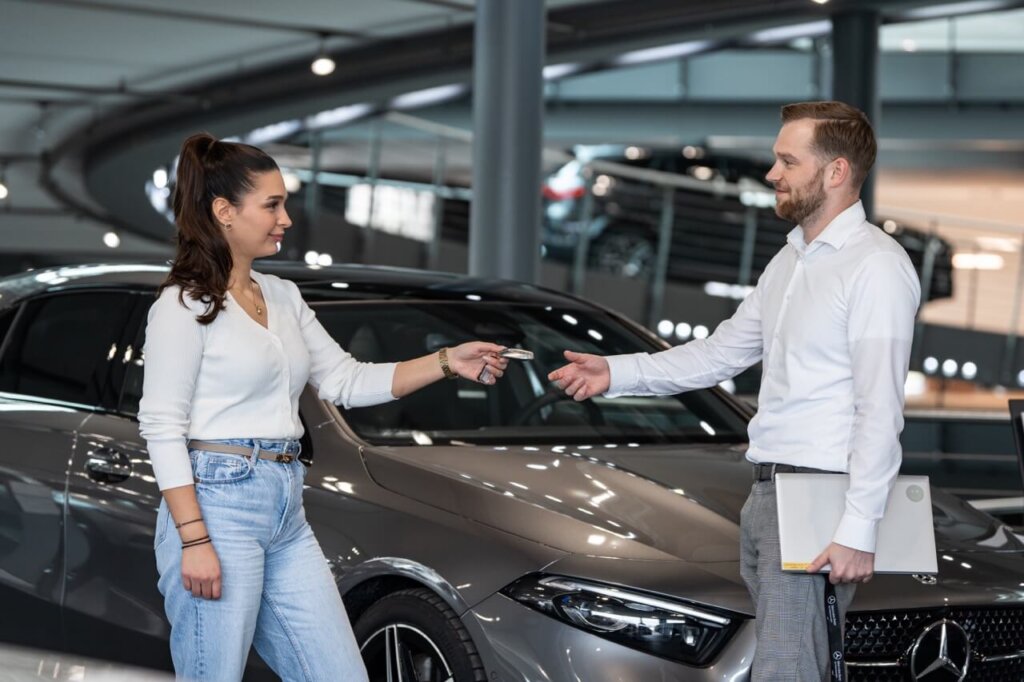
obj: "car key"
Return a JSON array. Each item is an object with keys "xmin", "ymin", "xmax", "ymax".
[{"xmin": 479, "ymin": 348, "xmax": 533, "ymax": 383}]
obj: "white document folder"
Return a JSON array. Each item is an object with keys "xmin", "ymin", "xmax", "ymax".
[{"xmin": 775, "ymin": 473, "xmax": 938, "ymax": 574}]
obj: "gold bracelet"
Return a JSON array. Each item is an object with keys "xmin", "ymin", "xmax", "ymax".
[{"xmin": 438, "ymin": 347, "xmax": 458, "ymax": 380}]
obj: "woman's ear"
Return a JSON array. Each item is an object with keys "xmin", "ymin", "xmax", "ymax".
[{"xmin": 211, "ymin": 196, "xmax": 235, "ymax": 228}]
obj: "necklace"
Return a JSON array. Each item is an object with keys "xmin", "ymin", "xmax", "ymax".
[{"xmin": 249, "ymin": 278, "xmax": 264, "ymax": 316}]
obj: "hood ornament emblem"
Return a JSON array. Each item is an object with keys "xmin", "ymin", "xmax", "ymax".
[{"xmin": 908, "ymin": 619, "xmax": 971, "ymax": 681}]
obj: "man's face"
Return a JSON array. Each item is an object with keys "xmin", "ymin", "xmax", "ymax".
[{"xmin": 765, "ymin": 120, "xmax": 829, "ymax": 225}]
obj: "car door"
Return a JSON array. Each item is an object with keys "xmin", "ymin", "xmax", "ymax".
[
  {"xmin": 66, "ymin": 298, "xmax": 278, "ymax": 680},
  {"xmin": 61, "ymin": 294, "xmax": 173, "ymax": 669},
  {"xmin": 0, "ymin": 291, "xmax": 138, "ymax": 651}
]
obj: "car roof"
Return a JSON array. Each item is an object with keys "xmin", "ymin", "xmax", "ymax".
[{"xmin": 0, "ymin": 261, "xmax": 592, "ymax": 309}]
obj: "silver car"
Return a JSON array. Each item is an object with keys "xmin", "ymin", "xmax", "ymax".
[{"xmin": 0, "ymin": 263, "xmax": 1021, "ymax": 681}]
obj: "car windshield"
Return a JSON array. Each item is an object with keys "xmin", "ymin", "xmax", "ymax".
[{"xmin": 317, "ymin": 302, "xmax": 748, "ymax": 446}]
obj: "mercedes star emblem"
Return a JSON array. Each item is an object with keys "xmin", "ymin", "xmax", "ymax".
[{"xmin": 908, "ymin": 619, "xmax": 971, "ymax": 681}]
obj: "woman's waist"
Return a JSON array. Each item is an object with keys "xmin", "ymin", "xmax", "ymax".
[{"xmin": 187, "ymin": 436, "xmax": 301, "ymax": 455}]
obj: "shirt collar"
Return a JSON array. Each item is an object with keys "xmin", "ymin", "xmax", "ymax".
[{"xmin": 786, "ymin": 201, "xmax": 866, "ymax": 254}]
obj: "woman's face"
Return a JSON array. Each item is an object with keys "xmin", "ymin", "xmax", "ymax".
[{"xmin": 220, "ymin": 170, "xmax": 292, "ymax": 262}]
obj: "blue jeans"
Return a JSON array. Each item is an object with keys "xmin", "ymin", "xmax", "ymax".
[{"xmin": 154, "ymin": 439, "xmax": 368, "ymax": 682}]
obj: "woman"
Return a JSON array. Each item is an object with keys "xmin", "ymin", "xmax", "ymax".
[{"xmin": 138, "ymin": 133, "xmax": 508, "ymax": 681}]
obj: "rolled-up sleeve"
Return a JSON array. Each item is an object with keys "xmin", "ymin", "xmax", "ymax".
[
  {"xmin": 291, "ymin": 283, "xmax": 397, "ymax": 408},
  {"xmin": 606, "ymin": 280, "xmax": 764, "ymax": 398},
  {"xmin": 138, "ymin": 289, "xmax": 205, "ymax": 491},
  {"xmin": 832, "ymin": 251, "xmax": 921, "ymax": 552}
]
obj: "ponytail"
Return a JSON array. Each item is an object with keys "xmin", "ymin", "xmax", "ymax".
[{"xmin": 159, "ymin": 133, "xmax": 278, "ymax": 324}]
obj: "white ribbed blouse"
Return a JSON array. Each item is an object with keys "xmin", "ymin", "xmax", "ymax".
[{"xmin": 138, "ymin": 270, "xmax": 397, "ymax": 490}]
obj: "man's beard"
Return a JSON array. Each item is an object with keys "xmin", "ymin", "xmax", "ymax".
[{"xmin": 774, "ymin": 165, "xmax": 826, "ymax": 225}]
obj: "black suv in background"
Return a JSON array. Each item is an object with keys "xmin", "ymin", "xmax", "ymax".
[{"xmin": 539, "ymin": 145, "xmax": 954, "ymax": 300}]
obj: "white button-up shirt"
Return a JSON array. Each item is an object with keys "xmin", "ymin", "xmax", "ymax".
[
  {"xmin": 606, "ymin": 201, "xmax": 921, "ymax": 552},
  {"xmin": 139, "ymin": 271, "xmax": 397, "ymax": 491}
]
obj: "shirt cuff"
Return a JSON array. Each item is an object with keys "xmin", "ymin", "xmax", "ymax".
[
  {"xmin": 832, "ymin": 512, "xmax": 878, "ymax": 553},
  {"xmin": 604, "ymin": 354, "xmax": 639, "ymax": 398},
  {"xmin": 346, "ymin": 362, "xmax": 400, "ymax": 407},
  {"xmin": 148, "ymin": 440, "xmax": 195, "ymax": 491}
]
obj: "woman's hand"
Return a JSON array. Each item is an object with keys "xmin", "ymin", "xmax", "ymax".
[
  {"xmin": 448, "ymin": 342, "xmax": 508, "ymax": 385},
  {"xmin": 182, "ymin": 541, "xmax": 222, "ymax": 600}
]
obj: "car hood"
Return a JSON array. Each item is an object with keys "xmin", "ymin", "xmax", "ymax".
[{"xmin": 362, "ymin": 441, "xmax": 1024, "ymax": 564}]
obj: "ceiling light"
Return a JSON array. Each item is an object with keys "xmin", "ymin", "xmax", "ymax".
[
  {"xmin": 311, "ymin": 56, "xmax": 335, "ymax": 76},
  {"xmin": 750, "ymin": 20, "xmax": 831, "ymax": 44},
  {"xmin": 812, "ymin": 0, "xmax": 829, "ymax": 4},
  {"xmin": 103, "ymin": 232, "xmax": 121, "ymax": 249},
  {"xmin": 311, "ymin": 35, "xmax": 335, "ymax": 76},
  {"xmin": 614, "ymin": 40, "xmax": 712, "ymax": 66},
  {"xmin": 0, "ymin": 181, "xmax": 7, "ymax": 201}
]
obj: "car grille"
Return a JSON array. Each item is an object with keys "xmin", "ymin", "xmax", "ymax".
[{"xmin": 846, "ymin": 606, "xmax": 1024, "ymax": 681}]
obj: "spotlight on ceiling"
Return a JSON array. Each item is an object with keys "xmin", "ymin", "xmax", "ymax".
[
  {"xmin": 311, "ymin": 56, "xmax": 335, "ymax": 76},
  {"xmin": 811, "ymin": 0, "xmax": 830, "ymax": 4},
  {"xmin": 311, "ymin": 34, "xmax": 336, "ymax": 76}
]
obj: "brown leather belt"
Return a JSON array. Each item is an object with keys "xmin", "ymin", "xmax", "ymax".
[
  {"xmin": 186, "ymin": 439, "xmax": 298, "ymax": 464},
  {"xmin": 752, "ymin": 462, "xmax": 843, "ymax": 481}
]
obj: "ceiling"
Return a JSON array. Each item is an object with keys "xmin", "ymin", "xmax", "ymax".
[{"xmin": 0, "ymin": 0, "xmax": 1021, "ymax": 257}]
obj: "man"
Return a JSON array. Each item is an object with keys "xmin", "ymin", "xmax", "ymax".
[{"xmin": 548, "ymin": 101, "xmax": 921, "ymax": 680}]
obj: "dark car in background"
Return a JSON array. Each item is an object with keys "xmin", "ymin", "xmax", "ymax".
[
  {"xmin": 540, "ymin": 145, "xmax": 955, "ymax": 300},
  {"xmin": 0, "ymin": 263, "xmax": 1020, "ymax": 681}
]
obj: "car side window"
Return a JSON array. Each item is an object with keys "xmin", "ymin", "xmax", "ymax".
[
  {"xmin": 118, "ymin": 315, "xmax": 147, "ymax": 416},
  {"xmin": 0, "ymin": 292, "xmax": 141, "ymax": 409},
  {"xmin": 0, "ymin": 306, "xmax": 17, "ymax": 352}
]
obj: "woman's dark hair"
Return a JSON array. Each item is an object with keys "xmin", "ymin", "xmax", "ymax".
[{"xmin": 158, "ymin": 133, "xmax": 279, "ymax": 324}]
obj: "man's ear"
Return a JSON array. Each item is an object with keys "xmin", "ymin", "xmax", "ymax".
[
  {"xmin": 211, "ymin": 197, "xmax": 235, "ymax": 227},
  {"xmin": 827, "ymin": 157, "xmax": 852, "ymax": 189}
]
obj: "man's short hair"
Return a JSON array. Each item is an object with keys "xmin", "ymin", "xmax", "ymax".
[{"xmin": 781, "ymin": 101, "xmax": 877, "ymax": 189}]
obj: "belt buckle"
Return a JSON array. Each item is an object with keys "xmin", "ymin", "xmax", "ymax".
[{"xmin": 277, "ymin": 454, "xmax": 294, "ymax": 464}]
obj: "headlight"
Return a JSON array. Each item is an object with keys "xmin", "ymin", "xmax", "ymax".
[{"xmin": 501, "ymin": 574, "xmax": 740, "ymax": 666}]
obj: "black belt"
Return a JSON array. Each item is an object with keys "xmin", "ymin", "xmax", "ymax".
[{"xmin": 752, "ymin": 462, "xmax": 843, "ymax": 481}]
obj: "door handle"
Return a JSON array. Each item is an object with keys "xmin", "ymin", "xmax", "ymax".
[{"xmin": 85, "ymin": 447, "xmax": 132, "ymax": 482}]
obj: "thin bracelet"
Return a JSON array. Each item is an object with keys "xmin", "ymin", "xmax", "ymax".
[
  {"xmin": 181, "ymin": 535, "xmax": 210, "ymax": 548},
  {"xmin": 182, "ymin": 538, "xmax": 212, "ymax": 550},
  {"xmin": 175, "ymin": 518, "xmax": 203, "ymax": 529}
]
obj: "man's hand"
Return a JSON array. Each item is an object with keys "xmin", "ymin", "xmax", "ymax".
[
  {"xmin": 807, "ymin": 542, "xmax": 875, "ymax": 584},
  {"xmin": 547, "ymin": 350, "xmax": 610, "ymax": 401}
]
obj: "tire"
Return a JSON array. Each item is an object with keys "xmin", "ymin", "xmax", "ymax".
[{"xmin": 354, "ymin": 588, "xmax": 487, "ymax": 682}]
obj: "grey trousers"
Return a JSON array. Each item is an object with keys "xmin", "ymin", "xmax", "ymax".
[{"xmin": 740, "ymin": 480, "xmax": 857, "ymax": 681}]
